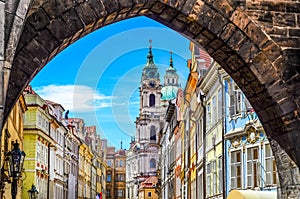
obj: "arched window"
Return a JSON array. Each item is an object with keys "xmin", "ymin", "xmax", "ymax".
[
  {"xmin": 149, "ymin": 94, "xmax": 155, "ymax": 107},
  {"xmin": 150, "ymin": 158, "xmax": 156, "ymax": 168},
  {"xmin": 150, "ymin": 126, "xmax": 156, "ymax": 141}
]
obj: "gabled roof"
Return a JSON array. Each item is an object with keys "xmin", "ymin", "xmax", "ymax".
[{"xmin": 140, "ymin": 176, "xmax": 158, "ymax": 188}]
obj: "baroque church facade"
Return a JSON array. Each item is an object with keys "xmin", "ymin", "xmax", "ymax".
[{"xmin": 126, "ymin": 43, "xmax": 180, "ymax": 199}]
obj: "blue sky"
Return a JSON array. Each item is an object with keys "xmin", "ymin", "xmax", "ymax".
[{"xmin": 30, "ymin": 16, "xmax": 191, "ymax": 149}]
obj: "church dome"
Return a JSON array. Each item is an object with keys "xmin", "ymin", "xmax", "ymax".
[{"xmin": 161, "ymin": 85, "xmax": 178, "ymax": 101}]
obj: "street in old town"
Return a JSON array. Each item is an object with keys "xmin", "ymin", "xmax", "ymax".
[{"xmin": 0, "ymin": 1, "xmax": 299, "ymax": 199}]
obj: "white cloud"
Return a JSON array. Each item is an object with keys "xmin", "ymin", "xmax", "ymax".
[{"xmin": 33, "ymin": 84, "xmax": 115, "ymax": 112}]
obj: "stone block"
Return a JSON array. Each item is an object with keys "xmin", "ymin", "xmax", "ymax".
[
  {"xmin": 47, "ymin": 17, "xmax": 72, "ymax": 42},
  {"xmin": 42, "ymin": 1, "xmax": 74, "ymax": 19},
  {"xmin": 208, "ymin": 12, "xmax": 228, "ymax": 37},
  {"xmin": 268, "ymin": 80, "xmax": 290, "ymax": 103},
  {"xmin": 264, "ymin": 1, "xmax": 288, "ymax": 12},
  {"xmin": 87, "ymin": 0, "xmax": 107, "ymax": 17},
  {"xmin": 16, "ymin": 0, "xmax": 31, "ymax": 19},
  {"xmin": 289, "ymin": 28, "xmax": 300, "ymax": 37},
  {"xmin": 212, "ymin": 49, "xmax": 228, "ymax": 62},
  {"xmin": 151, "ymin": 2, "xmax": 165, "ymax": 14},
  {"xmin": 272, "ymin": 35, "xmax": 300, "ymax": 48},
  {"xmin": 230, "ymin": 9, "xmax": 250, "ymax": 30},
  {"xmin": 197, "ymin": 4, "xmax": 215, "ymax": 27},
  {"xmin": 240, "ymin": 66, "xmax": 256, "ymax": 82},
  {"xmin": 62, "ymin": 7, "xmax": 84, "ymax": 33},
  {"xmin": 194, "ymin": 32, "xmax": 210, "ymax": 47},
  {"xmin": 225, "ymin": 54, "xmax": 244, "ymax": 71},
  {"xmin": 245, "ymin": 22, "xmax": 269, "ymax": 49},
  {"xmin": 262, "ymin": 40, "xmax": 282, "ymax": 63},
  {"xmin": 265, "ymin": 26, "xmax": 287, "ymax": 36},
  {"xmin": 237, "ymin": 39, "xmax": 259, "ymax": 63},
  {"xmin": 273, "ymin": 12, "xmax": 296, "ymax": 27},
  {"xmin": 181, "ymin": 0, "xmax": 196, "ymax": 16},
  {"xmin": 27, "ymin": 7, "xmax": 50, "ymax": 30},
  {"xmin": 176, "ymin": 13, "xmax": 190, "ymax": 23},
  {"xmin": 0, "ymin": 1, "xmax": 5, "ymax": 60},
  {"xmin": 256, "ymin": 109, "xmax": 270, "ymax": 123},
  {"xmin": 201, "ymin": 29, "xmax": 215, "ymax": 40},
  {"xmin": 160, "ymin": 7, "xmax": 178, "ymax": 22},
  {"xmin": 170, "ymin": 18, "xmax": 186, "ymax": 32},
  {"xmin": 220, "ymin": 23, "xmax": 236, "ymax": 42},
  {"xmin": 244, "ymin": 81, "xmax": 266, "ymax": 100},
  {"xmin": 209, "ymin": 38, "xmax": 223, "ymax": 50},
  {"xmin": 286, "ymin": 2, "xmax": 300, "ymax": 13},
  {"xmin": 186, "ymin": 22, "xmax": 203, "ymax": 36},
  {"xmin": 74, "ymin": 3, "xmax": 98, "ymax": 26},
  {"xmin": 119, "ymin": 0, "xmax": 133, "ymax": 9},
  {"xmin": 212, "ymin": 0, "xmax": 235, "ymax": 18},
  {"xmin": 101, "ymin": 0, "xmax": 119, "ymax": 13},
  {"xmin": 227, "ymin": 28, "xmax": 246, "ymax": 51},
  {"xmin": 279, "ymin": 99, "xmax": 298, "ymax": 117},
  {"xmin": 35, "ymin": 29, "xmax": 59, "ymax": 54},
  {"xmin": 5, "ymin": 16, "xmax": 25, "ymax": 63},
  {"xmin": 220, "ymin": 45, "xmax": 233, "ymax": 55}
]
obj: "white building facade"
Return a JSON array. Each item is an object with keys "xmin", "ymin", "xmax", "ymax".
[{"xmin": 126, "ymin": 44, "xmax": 181, "ymax": 199}]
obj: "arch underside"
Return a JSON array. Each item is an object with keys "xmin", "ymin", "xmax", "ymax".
[{"xmin": 5, "ymin": 0, "xmax": 300, "ymax": 174}]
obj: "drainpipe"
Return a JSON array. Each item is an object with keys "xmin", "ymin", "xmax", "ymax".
[
  {"xmin": 217, "ymin": 67, "xmax": 226, "ymax": 199},
  {"xmin": 47, "ymin": 121, "xmax": 51, "ymax": 199},
  {"xmin": 195, "ymin": 117, "xmax": 198, "ymax": 199},
  {"xmin": 200, "ymin": 92, "xmax": 206, "ymax": 199},
  {"xmin": 47, "ymin": 142, "xmax": 51, "ymax": 199}
]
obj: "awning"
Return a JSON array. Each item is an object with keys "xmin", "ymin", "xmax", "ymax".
[{"xmin": 227, "ymin": 190, "xmax": 277, "ymax": 199}]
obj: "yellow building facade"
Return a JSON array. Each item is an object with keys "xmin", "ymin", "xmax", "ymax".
[
  {"xmin": 199, "ymin": 62, "xmax": 226, "ymax": 198},
  {"xmin": 78, "ymin": 143, "xmax": 94, "ymax": 199},
  {"xmin": 0, "ymin": 95, "xmax": 27, "ymax": 199},
  {"xmin": 22, "ymin": 90, "xmax": 55, "ymax": 199}
]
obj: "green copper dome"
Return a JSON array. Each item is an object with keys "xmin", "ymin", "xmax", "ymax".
[{"xmin": 161, "ymin": 85, "xmax": 178, "ymax": 101}]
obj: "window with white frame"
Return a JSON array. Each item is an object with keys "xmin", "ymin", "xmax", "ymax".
[
  {"xmin": 247, "ymin": 146, "xmax": 259, "ymax": 188},
  {"xmin": 265, "ymin": 144, "xmax": 277, "ymax": 186},
  {"xmin": 229, "ymin": 82, "xmax": 243, "ymax": 116},
  {"xmin": 212, "ymin": 96, "xmax": 217, "ymax": 126},
  {"xmin": 212, "ymin": 160, "xmax": 217, "ymax": 195},
  {"xmin": 197, "ymin": 171, "xmax": 203, "ymax": 199},
  {"xmin": 231, "ymin": 150, "xmax": 242, "ymax": 189},
  {"xmin": 150, "ymin": 158, "xmax": 156, "ymax": 168},
  {"xmin": 218, "ymin": 88, "xmax": 222, "ymax": 120},
  {"xmin": 218, "ymin": 156, "xmax": 223, "ymax": 194},
  {"xmin": 117, "ymin": 189, "xmax": 124, "ymax": 197},
  {"xmin": 37, "ymin": 142, "xmax": 41, "ymax": 162},
  {"xmin": 206, "ymin": 103, "xmax": 211, "ymax": 130},
  {"xmin": 196, "ymin": 119, "xmax": 203, "ymax": 148},
  {"xmin": 206, "ymin": 163, "xmax": 211, "ymax": 196}
]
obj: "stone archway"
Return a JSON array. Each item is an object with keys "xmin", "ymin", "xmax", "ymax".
[{"xmin": 1, "ymin": 0, "xmax": 299, "ymax": 198}]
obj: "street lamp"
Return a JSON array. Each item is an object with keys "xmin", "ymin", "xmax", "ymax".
[
  {"xmin": 28, "ymin": 184, "xmax": 39, "ymax": 199},
  {"xmin": 6, "ymin": 141, "xmax": 26, "ymax": 199}
]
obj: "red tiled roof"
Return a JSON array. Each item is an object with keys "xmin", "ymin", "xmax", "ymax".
[{"xmin": 140, "ymin": 176, "xmax": 158, "ymax": 188}]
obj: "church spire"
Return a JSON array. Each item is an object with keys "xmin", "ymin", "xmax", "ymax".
[
  {"xmin": 146, "ymin": 39, "xmax": 154, "ymax": 65},
  {"xmin": 169, "ymin": 51, "xmax": 173, "ymax": 68}
]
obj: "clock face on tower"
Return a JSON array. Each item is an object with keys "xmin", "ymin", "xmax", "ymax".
[
  {"xmin": 148, "ymin": 71, "xmax": 155, "ymax": 78},
  {"xmin": 148, "ymin": 80, "xmax": 156, "ymax": 88}
]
